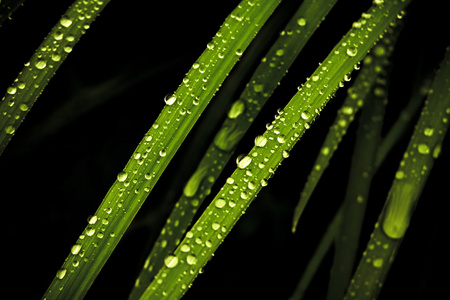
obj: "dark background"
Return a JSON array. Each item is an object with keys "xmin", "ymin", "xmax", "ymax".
[{"xmin": 0, "ymin": 0, "xmax": 448, "ymax": 299}]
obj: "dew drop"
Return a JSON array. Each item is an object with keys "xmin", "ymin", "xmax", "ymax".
[
  {"xmin": 71, "ymin": 244, "xmax": 82, "ymax": 255},
  {"xmin": 7, "ymin": 86, "xmax": 17, "ymax": 95},
  {"xmin": 164, "ymin": 255, "xmax": 179, "ymax": 268},
  {"xmin": 297, "ymin": 18, "xmax": 306, "ymax": 26},
  {"xmin": 60, "ymin": 16, "xmax": 73, "ymax": 27},
  {"xmin": 373, "ymin": 258, "xmax": 384, "ymax": 268},
  {"xmin": 417, "ymin": 144, "xmax": 430, "ymax": 155},
  {"xmin": 236, "ymin": 155, "xmax": 252, "ymax": 169},
  {"xmin": 254, "ymin": 135, "xmax": 267, "ymax": 147},
  {"xmin": 186, "ymin": 254, "xmax": 198, "ymax": 265},
  {"xmin": 423, "ymin": 127, "xmax": 434, "ymax": 137},
  {"xmin": 56, "ymin": 268, "xmax": 67, "ymax": 279},
  {"xmin": 215, "ymin": 198, "xmax": 226, "ymax": 208},
  {"xmin": 164, "ymin": 94, "xmax": 177, "ymax": 105},
  {"xmin": 117, "ymin": 171, "xmax": 128, "ymax": 182},
  {"xmin": 5, "ymin": 125, "xmax": 15, "ymax": 135},
  {"xmin": 159, "ymin": 149, "xmax": 167, "ymax": 157},
  {"xmin": 35, "ymin": 60, "xmax": 47, "ymax": 69},
  {"xmin": 346, "ymin": 46, "xmax": 358, "ymax": 57},
  {"xmin": 276, "ymin": 49, "xmax": 284, "ymax": 56}
]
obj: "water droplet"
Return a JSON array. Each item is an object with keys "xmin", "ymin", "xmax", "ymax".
[
  {"xmin": 71, "ymin": 244, "xmax": 82, "ymax": 255},
  {"xmin": 60, "ymin": 16, "xmax": 73, "ymax": 27},
  {"xmin": 254, "ymin": 135, "xmax": 267, "ymax": 147},
  {"xmin": 236, "ymin": 49, "xmax": 243, "ymax": 56},
  {"xmin": 321, "ymin": 147, "xmax": 330, "ymax": 156},
  {"xmin": 88, "ymin": 215, "xmax": 98, "ymax": 224},
  {"xmin": 35, "ymin": 60, "xmax": 47, "ymax": 69},
  {"xmin": 373, "ymin": 258, "xmax": 384, "ymax": 268},
  {"xmin": 236, "ymin": 155, "xmax": 252, "ymax": 169},
  {"xmin": 180, "ymin": 244, "xmax": 191, "ymax": 252},
  {"xmin": 297, "ymin": 18, "xmax": 306, "ymax": 26},
  {"xmin": 228, "ymin": 100, "xmax": 245, "ymax": 119},
  {"xmin": 184, "ymin": 167, "xmax": 207, "ymax": 197},
  {"xmin": 7, "ymin": 86, "xmax": 17, "ymax": 94},
  {"xmin": 346, "ymin": 46, "xmax": 358, "ymax": 57},
  {"xmin": 19, "ymin": 103, "xmax": 29, "ymax": 111},
  {"xmin": 117, "ymin": 171, "xmax": 128, "ymax": 182},
  {"xmin": 417, "ymin": 144, "xmax": 430, "ymax": 155},
  {"xmin": 164, "ymin": 255, "xmax": 179, "ymax": 268},
  {"xmin": 5, "ymin": 125, "xmax": 15, "ymax": 135},
  {"xmin": 56, "ymin": 268, "xmax": 67, "ymax": 279},
  {"xmin": 186, "ymin": 254, "xmax": 198, "ymax": 265},
  {"xmin": 395, "ymin": 170, "xmax": 405, "ymax": 179},
  {"xmin": 164, "ymin": 94, "xmax": 177, "ymax": 105},
  {"xmin": 215, "ymin": 198, "xmax": 226, "ymax": 208},
  {"xmin": 276, "ymin": 49, "xmax": 284, "ymax": 56},
  {"xmin": 301, "ymin": 111, "xmax": 311, "ymax": 120},
  {"xmin": 51, "ymin": 53, "xmax": 61, "ymax": 62},
  {"xmin": 159, "ymin": 149, "xmax": 167, "ymax": 157},
  {"xmin": 423, "ymin": 127, "xmax": 434, "ymax": 137},
  {"xmin": 253, "ymin": 84, "xmax": 264, "ymax": 93}
]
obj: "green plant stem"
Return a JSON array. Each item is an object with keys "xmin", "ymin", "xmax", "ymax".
[
  {"xmin": 344, "ymin": 46, "xmax": 450, "ymax": 300},
  {"xmin": 142, "ymin": 1, "xmax": 412, "ymax": 298},
  {"xmin": 41, "ymin": 1, "xmax": 282, "ymax": 299},
  {"xmin": 326, "ymin": 76, "xmax": 388, "ymax": 300},
  {"xmin": 0, "ymin": 0, "xmax": 111, "ymax": 157},
  {"xmin": 129, "ymin": 0, "xmax": 338, "ymax": 298}
]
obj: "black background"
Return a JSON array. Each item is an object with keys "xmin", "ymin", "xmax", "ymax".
[{"xmin": 0, "ymin": 0, "xmax": 448, "ymax": 299}]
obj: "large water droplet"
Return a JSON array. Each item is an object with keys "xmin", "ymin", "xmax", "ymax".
[
  {"xmin": 346, "ymin": 46, "xmax": 358, "ymax": 57},
  {"xmin": 117, "ymin": 171, "xmax": 128, "ymax": 182},
  {"xmin": 35, "ymin": 60, "xmax": 47, "ymax": 69},
  {"xmin": 164, "ymin": 255, "xmax": 179, "ymax": 268},
  {"xmin": 164, "ymin": 94, "xmax": 177, "ymax": 105},
  {"xmin": 417, "ymin": 143, "xmax": 430, "ymax": 155},
  {"xmin": 297, "ymin": 18, "xmax": 307, "ymax": 26},
  {"xmin": 60, "ymin": 16, "xmax": 73, "ymax": 28},
  {"xmin": 215, "ymin": 198, "xmax": 226, "ymax": 208},
  {"xmin": 71, "ymin": 244, "xmax": 82, "ymax": 255},
  {"xmin": 186, "ymin": 254, "xmax": 198, "ymax": 265},
  {"xmin": 236, "ymin": 155, "xmax": 252, "ymax": 169},
  {"xmin": 254, "ymin": 135, "xmax": 267, "ymax": 147},
  {"xmin": 56, "ymin": 268, "xmax": 67, "ymax": 279}
]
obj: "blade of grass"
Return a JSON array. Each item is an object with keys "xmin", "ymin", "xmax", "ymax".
[
  {"xmin": 0, "ymin": 0, "xmax": 111, "ymax": 157},
  {"xmin": 344, "ymin": 46, "xmax": 450, "ymax": 300},
  {"xmin": 289, "ymin": 206, "xmax": 343, "ymax": 300},
  {"xmin": 41, "ymin": 1, "xmax": 283, "ymax": 299},
  {"xmin": 292, "ymin": 27, "xmax": 400, "ymax": 232},
  {"xmin": 142, "ymin": 1, "xmax": 412, "ymax": 298},
  {"xmin": 326, "ymin": 22, "xmax": 403, "ymax": 300},
  {"xmin": 129, "ymin": 0, "xmax": 338, "ymax": 298},
  {"xmin": 326, "ymin": 60, "xmax": 390, "ymax": 300}
]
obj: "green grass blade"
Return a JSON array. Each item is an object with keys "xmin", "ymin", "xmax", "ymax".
[
  {"xmin": 289, "ymin": 206, "xmax": 343, "ymax": 300},
  {"xmin": 142, "ymin": 1, "xmax": 412, "ymax": 298},
  {"xmin": 326, "ymin": 57, "xmax": 390, "ymax": 300},
  {"xmin": 0, "ymin": 0, "xmax": 111, "ymax": 157},
  {"xmin": 292, "ymin": 30, "xmax": 399, "ymax": 232},
  {"xmin": 374, "ymin": 74, "xmax": 433, "ymax": 168},
  {"xmin": 41, "ymin": 1, "xmax": 282, "ymax": 299},
  {"xmin": 129, "ymin": 0, "xmax": 338, "ymax": 298},
  {"xmin": 344, "ymin": 46, "xmax": 450, "ymax": 300}
]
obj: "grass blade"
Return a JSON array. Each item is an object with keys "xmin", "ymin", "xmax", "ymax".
[
  {"xmin": 292, "ymin": 29, "xmax": 399, "ymax": 232},
  {"xmin": 41, "ymin": 1, "xmax": 282, "ymax": 299},
  {"xmin": 344, "ymin": 46, "xmax": 450, "ymax": 300},
  {"xmin": 142, "ymin": 1, "xmax": 412, "ymax": 298},
  {"xmin": 129, "ymin": 0, "xmax": 338, "ymax": 298},
  {"xmin": 0, "ymin": 0, "xmax": 111, "ymax": 157}
]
